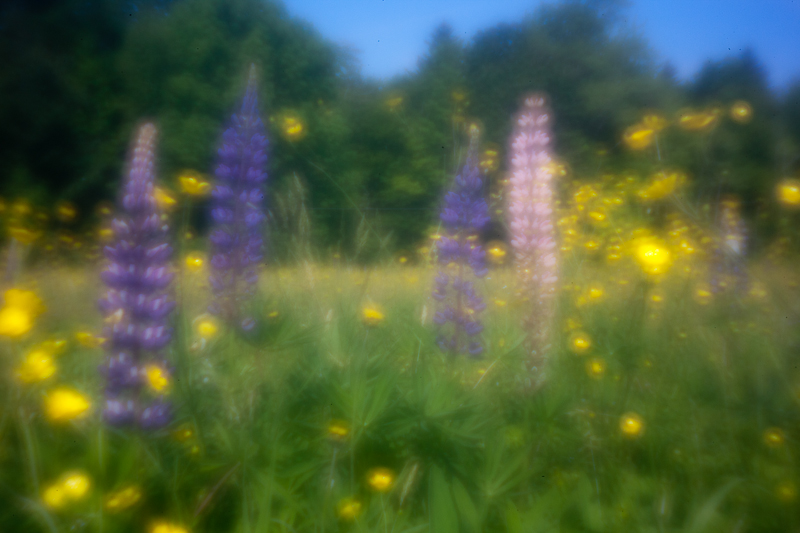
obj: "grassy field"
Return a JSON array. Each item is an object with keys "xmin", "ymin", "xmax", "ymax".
[{"xmin": 1, "ymin": 251, "xmax": 799, "ymax": 533}]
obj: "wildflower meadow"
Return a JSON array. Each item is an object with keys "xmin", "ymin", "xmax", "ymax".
[{"xmin": 2, "ymin": 1, "xmax": 800, "ymax": 532}]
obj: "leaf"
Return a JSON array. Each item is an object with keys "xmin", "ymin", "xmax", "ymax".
[
  {"xmin": 483, "ymin": 445, "xmax": 526, "ymax": 499},
  {"xmin": 505, "ymin": 501, "xmax": 522, "ymax": 533},
  {"xmin": 429, "ymin": 466, "xmax": 458, "ymax": 533},
  {"xmin": 685, "ymin": 479, "xmax": 740, "ymax": 533},
  {"xmin": 361, "ymin": 374, "xmax": 395, "ymax": 427},
  {"xmin": 452, "ymin": 477, "xmax": 480, "ymax": 533}
]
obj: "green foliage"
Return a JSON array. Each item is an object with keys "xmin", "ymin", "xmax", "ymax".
[
  {"xmin": 3, "ymin": 261, "xmax": 800, "ymax": 531},
  {"xmin": 0, "ymin": 0, "xmax": 796, "ymax": 249}
]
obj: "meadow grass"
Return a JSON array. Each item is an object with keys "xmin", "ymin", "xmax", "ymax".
[{"xmin": 1, "ymin": 254, "xmax": 799, "ymax": 533}]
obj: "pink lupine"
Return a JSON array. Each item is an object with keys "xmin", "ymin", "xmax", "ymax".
[{"xmin": 507, "ymin": 95, "xmax": 559, "ymax": 379}]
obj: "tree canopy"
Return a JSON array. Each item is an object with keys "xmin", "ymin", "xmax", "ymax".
[{"xmin": 0, "ymin": 0, "xmax": 796, "ymax": 254}]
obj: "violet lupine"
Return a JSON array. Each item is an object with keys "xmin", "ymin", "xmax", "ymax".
[
  {"xmin": 208, "ymin": 66, "xmax": 267, "ymax": 329},
  {"xmin": 508, "ymin": 95, "xmax": 559, "ymax": 376},
  {"xmin": 433, "ymin": 131, "xmax": 490, "ymax": 357},
  {"xmin": 99, "ymin": 123, "xmax": 174, "ymax": 429}
]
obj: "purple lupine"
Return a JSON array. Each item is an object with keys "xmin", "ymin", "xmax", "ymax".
[
  {"xmin": 508, "ymin": 95, "xmax": 559, "ymax": 378},
  {"xmin": 208, "ymin": 65, "xmax": 267, "ymax": 328},
  {"xmin": 99, "ymin": 123, "xmax": 174, "ymax": 429},
  {"xmin": 432, "ymin": 129, "xmax": 490, "ymax": 357}
]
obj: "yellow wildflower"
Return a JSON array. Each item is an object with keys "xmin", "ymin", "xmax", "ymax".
[
  {"xmin": 8, "ymin": 226, "xmax": 40, "ymax": 244},
  {"xmin": 635, "ymin": 239, "xmax": 671, "ymax": 275},
  {"xmin": 194, "ymin": 314, "xmax": 219, "ymax": 339},
  {"xmin": 730, "ymin": 100, "xmax": 752, "ymax": 123},
  {"xmin": 361, "ymin": 306, "xmax": 384, "ymax": 326},
  {"xmin": 587, "ymin": 285, "xmax": 604, "ymax": 301},
  {"xmin": 154, "ymin": 187, "xmax": 177, "ymax": 210},
  {"xmin": 105, "ymin": 485, "xmax": 142, "ymax": 512},
  {"xmin": 0, "ymin": 306, "xmax": 34, "ymax": 338},
  {"xmin": 777, "ymin": 178, "xmax": 800, "ymax": 207},
  {"xmin": 694, "ymin": 285, "xmax": 712, "ymax": 305},
  {"xmin": 619, "ymin": 412, "xmax": 645, "ymax": 438},
  {"xmin": 642, "ymin": 114, "xmax": 668, "ymax": 131},
  {"xmin": 144, "ymin": 364, "xmax": 170, "ymax": 394},
  {"xmin": 623, "ymin": 124, "xmax": 654, "ymax": 150},
  {"xmin": 4, "ymin": 288, "xmax": 45, "ymax": 315},
  {"xmin": 337, "ymin": 497, "xmax": 362, "ymax": 521},
  {"xmin": 43, "ymin": 471, "xmax": 91, "ymax": 509},
  {"xmin": 637, "ymin": 171, "xmax": 685, "ymax": 202},
  {"xmin": 328, "ymin": 419, "xmax": 349, "ymax": 440},
  {"xmin": 569, "ymin": 331, "xmax": 592, "ymax": 354},
  {"xmin": 480, "ymin": 146, "xmax": 499, "ymax": 172},
  {"xmin": 573, "ymin": 184, "xmax": 598, "ymax": 206},
  {"xmin": 588, "ymin": 210, "xmax": 606, "ymax": 223},
  {"xmin": 149, "ymin": 520, "xmax": 189, "ymax": 533},
  {"xmin": 545, "ymin": 160, "xmax": 568, "ymax": 177},
  {"xmin": 586, "ymin": 358, "xmax": 606, "ymax": 379},
  {"xmin": 650, "ymin": 291, "xmax": 664, "ymax": 304},
  {"xmin": 678, "ymin": 108, "xmax": 719, "ymax": 131},
  {"xmin": 763, "ymin": 427, "xmax": 785, "ymax": 448},
  {"xmin": 172, "ymin": 423, "xmax": 195, "ymax": 442},
  {"xmin": 178, "ymin": 171, "xmax": 211, "ymax": 197},
  {"xmin": 15, "ymin": 348, "xmax": 57, "ymax": 383},
  {"xmin": 0, "ymin": 288, "xmax": 43, "ymax": 337},
  {"xmin": 494, "ymin": 299, "xmax": 507, "ymax": 307},
  {"xmin": 98, "ymin": 227, "xmax": 114, "ymax": 241},
  {"xmin": 486, "ymin": 241, "xmax": 507, "ymax": 264},
  {"xmin": 678, "ymin": 239, "xmax": 696, "ymax": 255},
  {"xmin": 42, "ymin": 484, "xmax": 67, "ymax": 509},
  {"xmin": 40, "ymin": 338, "xmax": 67, "ymax": 354},
  {"xmin": 96, "ymin": 202, "xmax": 113, "ymax": 217},
  {"xmin": 12, "ymin": 199, "xmax": 31, "ymax": 216},
  {"xmin": 62, "ymin": 471, "xmax": 91, "ymax": 499},
  {"xmin": 184, "ymin": 253, "xmax": 204, "ymax": 272},
  {"xmin": 44, "ymin": 387, "xmax": 91, "ymax": 422},
  {"xmin": 282, "ymin": 115, "xmax": 305, "ymax": 140},
  {"xmin": 366, "ymin": 467, "xmax": 395, "ymax": 492},
  {"xmin": 75, "ymin": 331, "xmax": 105, "ymax": 348},
  {"xmin": 55, "ymin": 201, "xmax": 77, "ymax": 222},
  {"xmin": 583, "ymin": 239, "xmax": 601, "ymax": 252}
]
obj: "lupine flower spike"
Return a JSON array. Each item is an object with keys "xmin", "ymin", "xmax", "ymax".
[
  {"xmin": 99, "ymin": 123, "xmax": 174, "ymax": 429},
  {"xmin": 432, "ymin": 127, "xmax": 490, "ymax": 357},
  {"xmin": 208, "ymin": 65, "xmax": 267, "ymax": 329},
  {"xmin": 508, "ymin": 95, "xmax": 560, "ymax": 381}
]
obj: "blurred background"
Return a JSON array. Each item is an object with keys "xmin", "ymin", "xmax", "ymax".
[{"xmin": 1, "ymin": 0, "xmax": 799, "ymax": 257}]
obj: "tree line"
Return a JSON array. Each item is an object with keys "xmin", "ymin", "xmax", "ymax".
[{"xmin": 1, "ymin": 0, "xmax": 799, "ymax": 254}]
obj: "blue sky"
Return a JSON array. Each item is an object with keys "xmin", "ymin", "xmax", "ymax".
[{"xmin": 280, "ymin": 0, "xmax": 800, "ymax": 89}]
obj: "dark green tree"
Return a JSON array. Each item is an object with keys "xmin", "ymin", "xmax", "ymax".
[{"xmin": 685, "ymin": 50, "xmax": 778, "ymax": 211}]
